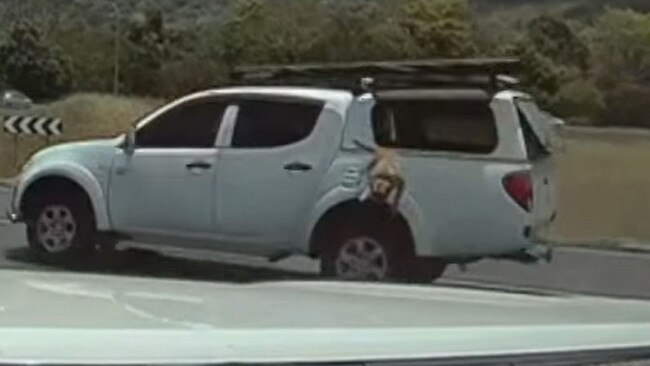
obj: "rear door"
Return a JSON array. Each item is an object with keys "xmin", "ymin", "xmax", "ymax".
[
  {"xmin": 214, "ymin": 97, "xmax": 339, "ymax": 252},
  {"xmin": 515, "ymin": 98, "xmax": 557, "ymax": 226}
]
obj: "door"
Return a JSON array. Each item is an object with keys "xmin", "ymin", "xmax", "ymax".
[
  {"xmin": 109, "ymin": 98, "xmax": 226, "ymax": 241},
  {"xmin": 215, "ymin": 97, "xmax": 336, "ymax": 249},
  {"xmin": 516, "ymin": 98, "xmax": 556, "ymax": 226}
]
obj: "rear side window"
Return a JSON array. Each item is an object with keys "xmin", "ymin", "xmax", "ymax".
[
  {"xmin": 372, "ymin": 100, "xmax": 498, "ymax": 154},
  {"xmin": 232, "ymin": 99, "xmax": 323, "ymax": 148}
]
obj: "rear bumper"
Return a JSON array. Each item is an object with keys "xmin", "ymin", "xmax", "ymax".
[
  {"xmin": 509, "ymin": 215, "xmax": 556, "ymax": 263},
  {"xmin": 525, "ymin": 210, "xmax": 557, "ymax": 241}
]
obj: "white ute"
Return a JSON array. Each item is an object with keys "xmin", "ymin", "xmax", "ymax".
[{"xmin": 6, "ymin": 59, "xmax": 557, "ymax": 282}]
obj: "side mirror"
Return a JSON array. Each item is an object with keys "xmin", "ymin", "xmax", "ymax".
[{"xmin": 121, "ymin": 127, "xmax": 136, "ymax": 154}]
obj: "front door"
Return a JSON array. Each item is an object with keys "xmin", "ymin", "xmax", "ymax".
[
  {"xmin": 109, "ymin": 98, "xmax": 226, "ymax": 243},
  {"xmin": 214, "ymin": 97, "xmax": 336, "ymax": 250}
]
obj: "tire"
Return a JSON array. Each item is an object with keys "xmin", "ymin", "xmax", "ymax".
[
  {"xmin": 411, "ymin": 257, "xmax": 448, "ymax": 283},
  {"xmin": 26, "ymin": 188, "xmax": 97, "ymax": 263},
  {"xmin": 320, "ymin": 216, "xmax": 437, "ymax": 282}
]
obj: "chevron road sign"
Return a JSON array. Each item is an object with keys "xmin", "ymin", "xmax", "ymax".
[{"xmin": 2, "ymin": 115, "xmax": 62, "ymax": 136}]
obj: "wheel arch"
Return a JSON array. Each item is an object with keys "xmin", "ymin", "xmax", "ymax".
[
  {"xmin": 308, "ymin": 199, "xmax": 415, "ymax": 257},
  {"xmin": 302, "ymin": 183, "xmax": 434, "ymax": 257},
  {"xmin": 18, "ymin": 167, "xmax": 111, "ymax": 231}
]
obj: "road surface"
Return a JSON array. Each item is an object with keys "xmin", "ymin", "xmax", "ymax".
[{"xmin": 2, "ymin": 187, "xmax": 650, "ymax": 299}]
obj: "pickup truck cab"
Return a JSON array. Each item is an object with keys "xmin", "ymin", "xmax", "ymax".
[{"xmin": 7, "ymin": 82, "xmax": 557, "ymax": 282}]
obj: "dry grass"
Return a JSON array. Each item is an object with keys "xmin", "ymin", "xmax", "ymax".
[
  {"xmin": 0, "ymin": 93, "xmax": 160, "ymax": 178},
  {"xmin": 550, "ymin": 127, "xmax": 650, "ymax": 243},
  {"xmin": 2, "ymin": 95, "xmax": 650, "ymax": 244}
]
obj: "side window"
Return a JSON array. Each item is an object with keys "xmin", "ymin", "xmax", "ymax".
[
  {"xmin": 136, "ymin": 100, "xmax": 226, "ymax": 148},
  {"xmin": 231, "ymin": 99, "xmax": 323, "ymax": 148},
  {"xmin": 372, "ymin": 100, "xmax": 498, "ymax": 154}
]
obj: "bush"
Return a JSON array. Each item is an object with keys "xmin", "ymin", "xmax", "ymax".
[
  {"xmin": 550, "ymin": 79, "xmax": 605, "ymax": 124},
  {"xmin": 44, "ymin": 93, "xmax": 161, "ymax": 139},
  {"xmin": 600, "ymin": 83, "xmax": 650, "ymax": 128},
  {"xmin": 155, "ymin": 59, "xmax": 228, "ymax": 98}
]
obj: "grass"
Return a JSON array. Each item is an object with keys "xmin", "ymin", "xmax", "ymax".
[
  {"xmin": 0, "ymin": 93, "xmax": 160, "ymax": 178},
  {"xmin": 549, "ymin": 127, "xmax": 650, "ymax": 245},
  {"xmin": 2, "ymin": 94, "xmax": 650, "ymax": 247}
]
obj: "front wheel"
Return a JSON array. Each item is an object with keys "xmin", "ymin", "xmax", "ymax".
[{"xmin": 26, "ymin": 189, "xmax": 97, "ymax": 263}]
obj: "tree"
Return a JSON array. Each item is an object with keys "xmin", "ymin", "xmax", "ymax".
[
  {"xmin": 53, "ymin": 24, "xmax": 116, "ymax": 93},
  {"xmin": 590, "ymin": 8, "xmax": 650, "ymax": 88},
  {"xmin": 586, "ymin": 9, "xmax": 650, "ymax": 125},
  {"xmin": 399, "ymin": 0, "xmax": 475, "ymax": 57},
  {"xmin": 312, "ymin": 1, "xmax": 418, "ymax": 62},
  {"xmin": 510, "ymin": 42, "xmax": 561, "ymax": 106},
  {"xmin": 0, "ymin": 21, "xmax": 72, "ymax": 100},
  {"xmin": 216, "ymin": 0, "xmax": 476, "ymax": 69},
  {"xmin": 497, "ymin": 15, "xmax": 591, "ymax": 111},
  {"xmin": 601, "ymin": 83, "xmax": 650, "ymax": 127},
  {"xmin": 217, "ymin": 0, "xmax": 264, "ymax": 68},
  {"xmin": 217, "ymin": 0, "xmax": 331, "ymax": 67},
  {"xmin": 122, "ymin": 8, "xmax": 180, "ymax": 96},
  {"xmin": 527, "ymin": 15, "xmax": 590, "ymax": 73},
  {"xmin": 550, "ymin": 79, "xmax": 605, "ymax": 123}
]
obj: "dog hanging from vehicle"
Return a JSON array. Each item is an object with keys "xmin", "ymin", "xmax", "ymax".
[{"xmin": 360, "ymin": 146, "xmax": 405, "ymax": 213}]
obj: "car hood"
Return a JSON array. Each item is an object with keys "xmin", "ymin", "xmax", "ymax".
[
  {"xmin": 1, "ymin": 269, "xmax": 650, "ymax": 364},
  {"xmin": 29, "ymin": 138, "xmax": 119, "ymax": 162}
]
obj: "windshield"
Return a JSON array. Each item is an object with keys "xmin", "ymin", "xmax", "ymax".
[{"xmin": 1, "ymin": 1, "xmax": 650, "ymax": 365}]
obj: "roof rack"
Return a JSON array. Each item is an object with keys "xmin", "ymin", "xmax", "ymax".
[{"xmin": 231, "ymin": 58, "xmax": 521, "ymax": 95}]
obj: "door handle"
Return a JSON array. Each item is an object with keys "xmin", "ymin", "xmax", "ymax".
[
  {"xmin": 284, "ymin": 162, "xmax": 312, "ymax": 172},
  {"xmin": 186, "ymin": 161, "xmax": 212, "ymax": 170}
]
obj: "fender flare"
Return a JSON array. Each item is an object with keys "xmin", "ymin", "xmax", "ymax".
[
  {"xmin": 298, "ymin": 186, "xmax": 433, "ymax": 256},
  {"xmin": 17, "ymin": 163, "xmax": 111, "ymax": 231}
]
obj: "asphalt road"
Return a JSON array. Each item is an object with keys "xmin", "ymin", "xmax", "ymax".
[{"xmin": 2, "ymin": 187, "xmax": 650, "ymax": 299}]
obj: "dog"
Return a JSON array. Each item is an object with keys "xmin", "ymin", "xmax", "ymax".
[{"xmin": 362, "ymin": 146, "xmax": 405, "ymax": 213}]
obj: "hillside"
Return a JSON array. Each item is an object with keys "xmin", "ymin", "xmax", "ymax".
[
  {"xmin": 0, "ymin": 0, "xmax": 648, "ymax": 29},
  {"xmin": 0, "ymin": 0, "xmax": 231, "ymax": 27}
]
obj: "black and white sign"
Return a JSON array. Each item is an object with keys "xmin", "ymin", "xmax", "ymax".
[{"xmin": 2, "ymin": 115, "xmax": 62, "ymax": 136}]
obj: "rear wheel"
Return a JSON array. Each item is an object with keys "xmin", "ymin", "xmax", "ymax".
[
  {"xmin": 320, "ymin": 215, "xmax": 446, "ymax": 282},
  {"xmin": 26, "ymin": 189, "xmax": 97, "ymax": 263}
]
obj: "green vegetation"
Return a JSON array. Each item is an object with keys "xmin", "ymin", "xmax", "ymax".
[
  {"xmin": 1, "ymin": 0, "xmax": 650, "ymax": 126},
  {"xmin": 0, "ymin": 21, "xmax": 72, "ymax": 100}
]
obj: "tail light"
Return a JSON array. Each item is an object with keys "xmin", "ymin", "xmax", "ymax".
[{"xmin": 503, "ymin": 171, "xmax": 533, "ymax": 212}]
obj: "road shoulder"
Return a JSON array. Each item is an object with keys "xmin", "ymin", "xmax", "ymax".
[{"xmin": 553, "ymin": 238, "xmax": 650, "ymax": 255}]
